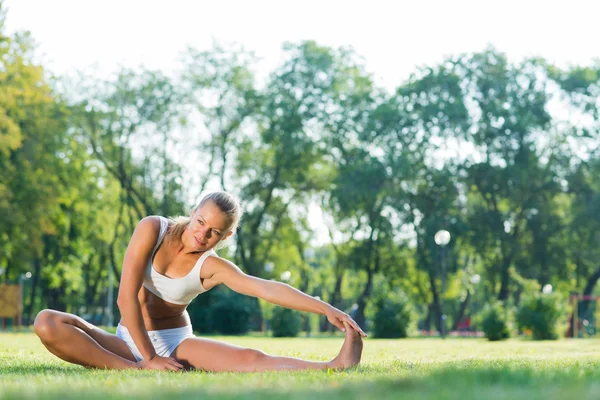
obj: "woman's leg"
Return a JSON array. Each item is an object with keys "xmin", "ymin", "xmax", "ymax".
[
  {"xmin": 172, "ymin": 322, "xmax": 363, "ymax": 372},
  {"xmin": 33, "ymin": 309, "xmax": 139, "ymax": 370}
]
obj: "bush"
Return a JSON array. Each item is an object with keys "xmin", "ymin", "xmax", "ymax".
[
  {"xmin": 370, "ymin": 291, "xmax": 413, "ymax": 338},
  {"xmin": 187, "ymin": 286, "xmax": 255, "ymax": 335},
  {"xmin": 210, "ymin": 289, "xmax": 255, "ymax": 334},
  {"xmin": 517, "ymin": 292, "xmax": 564, "ymax": 340},
  {"xmin": 271, "ymin": 307, "xmax": 301, "ymax": 337},
  {"xmin": 479, "ymin": 301, "xmax": 512, "ymax": 341}
]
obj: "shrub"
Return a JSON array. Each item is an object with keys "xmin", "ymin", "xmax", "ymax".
[
  {"xmin": 479, "ymin": 301, "xmax": 512, "ymax": 341},
  {"xmin": 271, "ymin": 307, "xmax": 302, "ymax": 337},
  {"xmin": 186, "ymin": 287, "xmax": 216, "ymax": 334},
  {"xmin": 370, "ymin": 290, "xmax": 413, "ymax": 338},
  {"xmin": 517, "ymin": 292, "xmax": 564, "ymax": 340},
  {"xmin": 187, "ymin": 286, "xmax": 254, "ymax": 335},
  {"xmin": 210, "ymin": 289, "xmax": 255, "ymax": 334}
]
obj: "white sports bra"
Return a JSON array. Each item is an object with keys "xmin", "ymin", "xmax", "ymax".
[{"xmin": 142, "ymin": 216, "xmax": 215, "ymax": 305}]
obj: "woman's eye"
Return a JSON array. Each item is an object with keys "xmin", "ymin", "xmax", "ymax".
[
  {"xmin": 213, "ymin": 230, "xmax": 221, "ymax": 236},
  {"xmin": 198, "ymin": 220, "xmax": 204, "ymax": 225}
]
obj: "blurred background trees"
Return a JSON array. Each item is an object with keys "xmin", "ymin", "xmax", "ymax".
[{"xmin": 1, "ymin": 5, "xmax": 599, "ymax": 339}]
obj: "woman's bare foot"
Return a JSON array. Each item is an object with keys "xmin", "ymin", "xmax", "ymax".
[{"xmin": 329, "ymin": 322, "xmax": 363, "ymax": 369}]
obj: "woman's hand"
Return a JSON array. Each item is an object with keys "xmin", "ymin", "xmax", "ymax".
[
  {"xmin": 137, "ymin": 355, "xmax": 184, "ymax": 371},
  {"xmin": 324, "ymin": 305, "xmax": 367, "ymax": 337}
]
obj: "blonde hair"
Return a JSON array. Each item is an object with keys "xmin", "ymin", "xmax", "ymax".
[{"xmin": 166, "ymin": 191, "xmax": 243, "ymax": 245}]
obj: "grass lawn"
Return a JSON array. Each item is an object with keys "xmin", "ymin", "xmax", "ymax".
[{"xmin": 2, "ymin": 331, "xmax": 600, "ymax": 399}]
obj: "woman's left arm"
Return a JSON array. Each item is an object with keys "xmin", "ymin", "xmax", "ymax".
[{"xmin": 208, "ymin": 258, "xmax": 367, "ymax": 337}]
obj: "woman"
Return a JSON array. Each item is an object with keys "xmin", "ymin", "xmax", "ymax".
[{"xmin": 34, "ymin": 191, "xmax": 365, "ymax": 372}]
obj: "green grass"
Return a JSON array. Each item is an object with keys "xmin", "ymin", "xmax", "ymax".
[{"xmin": 2, "ymin": 332, "xmax": 600, "ymax": 399}]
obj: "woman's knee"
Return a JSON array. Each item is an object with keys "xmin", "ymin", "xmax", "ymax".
[
  {"xmin": 239, "ymin": 348, "xmax": 267, "ymax": 364},
  {"xmin": 33, "ymin": 309, "xmax": 61, "ymax": 342}
]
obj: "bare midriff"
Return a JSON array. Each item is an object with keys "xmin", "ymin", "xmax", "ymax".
[{"xmin": 120, "ymin": 287, "xmax": 191, "ymax": 331}]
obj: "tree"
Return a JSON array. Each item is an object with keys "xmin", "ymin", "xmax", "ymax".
[
  {"xmin": 457, "ymin": 49, "xmax": 557, "ymax": 301},
  {"xmin": 365, "ymin": 56, "xmax": 468, "ymax": 332},
  {"xmin": 0, "ymin": 8, "xmax": 70, "ymax": 289},
  {"xmin": 69, "ymin": 68, "xmax": 186, "ymax": 223}
]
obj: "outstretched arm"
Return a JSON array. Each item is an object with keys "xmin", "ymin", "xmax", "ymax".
[{"xmin": 205, "ymin": 258, "xmax": 367, "ymax": 337}]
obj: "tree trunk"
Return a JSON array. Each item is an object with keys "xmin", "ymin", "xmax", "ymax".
[
  {"xmin": 298, "ymin": 265, "xmax": 311, "ymax": 335},
  {"xmin": 452, "ymin": 291, "xmax": 471, "ymax": 331},
  {"xmin": 582, "ymin": 267, "xmax": 600, "ymax": 297},
  {"xmin": 497, "ymin": 258, "xmax": 512, "ymax": 301},
  {"xmin": 579, "ymin": 266, "xmax": 600, "ymax": 321},
  {"xmin": 4, "ymin": 259, "xmax": 11, "ymax": 284},
  {"xmin": 353, "ymin": 223, "xmax": 378, "ymax": 330},
  {"xmin": 24, "ymin": 257, "xmax": 42, "ymax": 325},
  {"xmin": 354, "ymin": 266, "xmax": 374, "ymax": 329},
  {"xmin": 427, "ymin": 270, "xmax": 443, "ymax": 333},
  {"xmin": 46, "ymin": 287, "xmax": 67, "ymax": 311},
  {"xmin": 423, "ymin": 303, "xmax": 434, "ymax": 331}
]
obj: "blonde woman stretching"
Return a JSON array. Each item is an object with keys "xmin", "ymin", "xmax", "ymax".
[{"xmin": 34, "ymin": 192, "xmax": 365, "ymax": 372}]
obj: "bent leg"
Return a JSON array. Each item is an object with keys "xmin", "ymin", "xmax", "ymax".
[
  {"xmin": 172, "ymin": 323, "xmax": 362, "ymax": 373},
  {"xmin": 34, "ymin": 309, "xmax": 138, "ymax": 370}
]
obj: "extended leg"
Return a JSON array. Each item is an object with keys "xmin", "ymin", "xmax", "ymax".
[
  {"xmin": 34, "ymin": 309, "xmax": 138, "ymax": 370},
  {"xmin": 172, "ymin": 322, "xmax": 363, "ymax": 372}
]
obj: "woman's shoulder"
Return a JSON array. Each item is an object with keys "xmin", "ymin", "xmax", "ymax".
[
  {"xmin": 137, "ymin": 215, "xmax": 162, "ymax": 229},
  {"xmin": 149, "ymin": 215, "xmax": 170, "ymax": 224},
  {"xmin": 135, "ymin": 216, "xmax": 170, "ymax": 237},
  {"xmin": 202, "ymin": 252, "xmax": 239, "ymax": 272},
  {"xmin": 197, "ymin": 253, "xmax": 233, "ymax": 289},
  {"xmin": 126, "ymin": 216, "xmax": 163, "ymax": 250}
]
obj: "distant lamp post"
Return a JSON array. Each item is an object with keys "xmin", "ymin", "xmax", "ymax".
[
  {"xmin": 18, "ymin": 271, "xmax": 32, "ymax": 286},
  {"xmin": 18, "ymin": 272, "xmax": 32, "ymax": 328},
  {"xmin": 434, "ymin": 229, "xmax": 451, "ymax": 339},
  {"xmin": 542, "ymin": 284, "xmax": 553, "ymax": 294},
  {"xmin": 105, "ymin": 267, "xmax": 114, "ymax": 327}
]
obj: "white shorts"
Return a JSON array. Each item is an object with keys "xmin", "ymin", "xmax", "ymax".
[{"xmin": 115, "ymin": 323, "xmax": 195, "ymax": 361}]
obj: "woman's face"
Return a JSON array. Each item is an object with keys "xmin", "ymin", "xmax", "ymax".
[{"xmin": 186, "ymin": 202, "xmax": 233, "ymax": 251}]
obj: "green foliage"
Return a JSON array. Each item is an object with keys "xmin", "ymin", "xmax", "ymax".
[
  {"xmin": 477, "ymin": 301, "xmax": 512, "ymax": 341},
  {"xmin": 270, "ymin": 307, "xmax": 302, "ymax": 337},
  {"xmin": 2, "ymin": 0, "xmax": 600, "ymax": 334},
  {"xmin": 369, "ymin": 290, "xmax": 413, "ymax": 338},
  {"xmin": 187, "ymin": 286, "xmax": 255, "ymax": 335},
  {"xmin": 516, "ymin": 292, "xmax": 565, "ymax": 340}
]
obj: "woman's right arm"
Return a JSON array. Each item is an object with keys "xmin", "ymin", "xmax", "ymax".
[{"xmin": 116, "ymin": 216, "xmax": 183, "ymax": 371}]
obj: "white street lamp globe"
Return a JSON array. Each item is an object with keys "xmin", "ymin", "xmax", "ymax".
[
  {"xmin": 434, "ymin": 230, "xmax": 451, "ymax": 246},
  {"xmin": 280, "ymin": 271, "xmax": 292, "ymax": 282},
  {"xmin": 470, "ymin": 274, "xmax": 481, "ymax": 285},
  {"xmin": 542, "ymin": 284, "xmax": 553, "ymax": 294}
]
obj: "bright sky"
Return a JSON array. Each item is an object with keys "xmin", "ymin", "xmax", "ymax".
[
  {"xmin": 5, "ymin": 0, "xmax": 599, "ymax": 91},
  {"xmin": 5, "ymin": 0, "xmax": 599, "ymax": 245}
]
